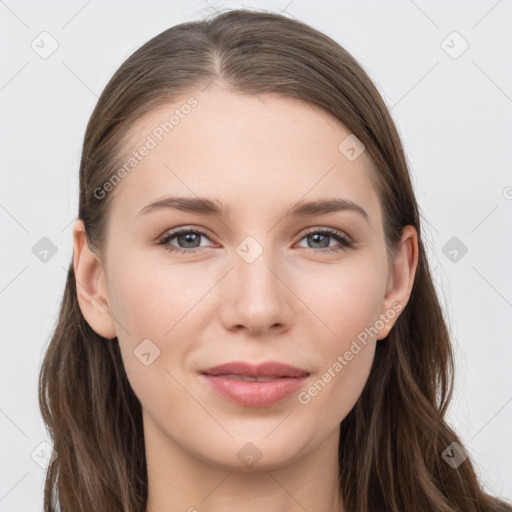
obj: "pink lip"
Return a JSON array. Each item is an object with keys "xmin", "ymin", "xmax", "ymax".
[{"xmin": 200, "ymin": 361, "xmax": 310, "ymax": 407}]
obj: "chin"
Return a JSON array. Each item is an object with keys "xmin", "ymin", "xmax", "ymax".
[{"xmin": 192, "ymin": 434, "xmax": 311, "ymax": 472}]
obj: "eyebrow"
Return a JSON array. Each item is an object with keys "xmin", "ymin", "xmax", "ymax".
[{"xmin": 137, "ymin": 196, "xmax": 370, "ymax": 225}]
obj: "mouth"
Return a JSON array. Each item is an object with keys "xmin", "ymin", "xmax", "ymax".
[
  {"xmin": 200, "ymin": 361, "xmax": 310, "ymax": 407},
  {"xmin": 208, "ymin": 374, "xmax": 287, "ymax": 382},
  {"xmin": 201, "ymin": 360, "xmax": 310, "ymax": 378}
]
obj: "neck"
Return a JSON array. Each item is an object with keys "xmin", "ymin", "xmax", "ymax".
[{"xmin": 143, "ymin": 413, "xmax": 344, "ymax": 512}]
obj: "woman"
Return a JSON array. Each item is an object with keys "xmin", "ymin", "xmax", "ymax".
[{"xmin": 38, "ymin": 8, "xmax": 512, "ymax": 512}]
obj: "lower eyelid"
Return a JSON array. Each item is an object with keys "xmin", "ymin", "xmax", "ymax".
[
  {"xmin": 159, "ymin": 228, "xmax": 352, "ymax": 252},
  {"xmin": 160, "ymin": 229, "xmax": 212, "ymax": 248}
]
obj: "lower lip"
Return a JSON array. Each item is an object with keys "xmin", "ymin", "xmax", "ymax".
[{"xmin": 200, "ymin": 374, "xmax": 309, "ymax": 407}]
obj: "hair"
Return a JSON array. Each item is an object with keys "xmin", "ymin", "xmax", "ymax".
[{"xmin": 38, "ymin": 7, "xmax": 511, "ymax": 512}]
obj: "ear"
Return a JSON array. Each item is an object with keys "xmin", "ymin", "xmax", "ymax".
[
  {"xmin": 72, "ymin": 219, "xmax": 117, "ymax": 339},
  {"xmin": 376, "ymin": 225, "xmax": 419, "ymax": 340}
]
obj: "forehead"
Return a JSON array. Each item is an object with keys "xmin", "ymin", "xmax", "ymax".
[{"xmin": 108, "ymin": 87, "xmax": 381, "ymax": 227}]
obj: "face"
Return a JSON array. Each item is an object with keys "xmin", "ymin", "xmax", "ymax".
[{"xmin": 81, "ymin": 85, "xmax": 413, "ymax": 472}]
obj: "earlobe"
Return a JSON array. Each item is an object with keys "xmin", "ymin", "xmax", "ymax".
[
  {"xmin": 377, "ymin": 225, "xmax": 419, "ymax": 340},
  {"xmin": 72, "ymin": 219, "xmax": 117, "ymax": 339}
]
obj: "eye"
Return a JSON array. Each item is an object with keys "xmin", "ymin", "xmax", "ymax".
[
  {"xmin": 158, "ymin": 226, "xmax": 354, "ymax": 256},
  {"xmin": 157, "ymin": 227, "xmax": 214, "ymax": 254},
  {"xmin": 296, "ymin": 227, "xmax": 354, "ymax": 254}
]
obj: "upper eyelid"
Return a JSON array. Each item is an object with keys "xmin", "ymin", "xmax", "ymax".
[
  {"xmin": 161, "ymin": 226, "xmax": 351, "ymax": 245},
  {"xmin": 161, "ymin": 226, "xmax": 215, "ymax": 243}
]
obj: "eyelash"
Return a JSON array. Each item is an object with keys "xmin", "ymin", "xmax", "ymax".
[{"xmin": 157, "ymin": 227, "xmax": 354, "ymax": 256}]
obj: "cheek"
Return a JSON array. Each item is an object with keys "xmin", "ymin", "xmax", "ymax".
[
  {"xmin": 309, "ymin": 258, "xmax": 387, "ymax": 343},
  {"xmin": 296, "ymin": 261, "xmax": 384, "ymax": 420},
  {"xmin": 108, "ymin": 259, "xmax": 195, "ymax": 420},
  {"xmin": 107, "ymin": 253, "xmax": 201, "ymax": 339},
  {"xmin": 107, "ymin": 254, "xmax": 213, "ymax": 390},
  {"xmin": 300, "ymin": 336, "xmax": 376, "ymax": 426}
]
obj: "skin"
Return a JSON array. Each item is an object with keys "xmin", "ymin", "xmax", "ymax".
[{"xmin": 73, "ymin": 84, "xmax": 418, "ymax": 512}]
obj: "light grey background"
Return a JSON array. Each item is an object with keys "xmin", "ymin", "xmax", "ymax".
[{"xmin": 1, "ymin": 0, "xmax": 511, "ymax": 510}]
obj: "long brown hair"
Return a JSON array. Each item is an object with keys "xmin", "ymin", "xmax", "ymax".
[{"xmin": 38, "ymin": 8, "xmax": 512, "ymax": 511}]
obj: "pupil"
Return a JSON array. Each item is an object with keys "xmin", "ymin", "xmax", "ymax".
[
  {"xmin": 176, "ymin": 233, "xmax": 332, "ymax": 250},
  {"xmin": 180, "ymin": 233, "xmax": 200, "ymax": 248},
  {"xmin": 311, "ymin": 233, "xmax": 329, "ymax": 248}
]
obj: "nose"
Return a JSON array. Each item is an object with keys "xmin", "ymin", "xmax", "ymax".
[{"xmin": 219, "ymin": 248, "xmax": 294, "ymax": 337}]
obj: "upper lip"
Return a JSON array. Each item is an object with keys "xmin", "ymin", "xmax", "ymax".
[{"xmin": 201, "ymin": 361, "xmax": 310, "ymax": 378}]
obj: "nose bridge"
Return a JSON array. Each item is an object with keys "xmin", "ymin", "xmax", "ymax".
[
  {"xmin": 236, "ymin": 241, "xmax": 276, "ymax": 290},
  {"xmin": 234, "ymin": 234, "xmax": 282, "ymax": 303},
  {"xmin": 220, "ymin": 234, "xmax": 292, "ymax": 333}
]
